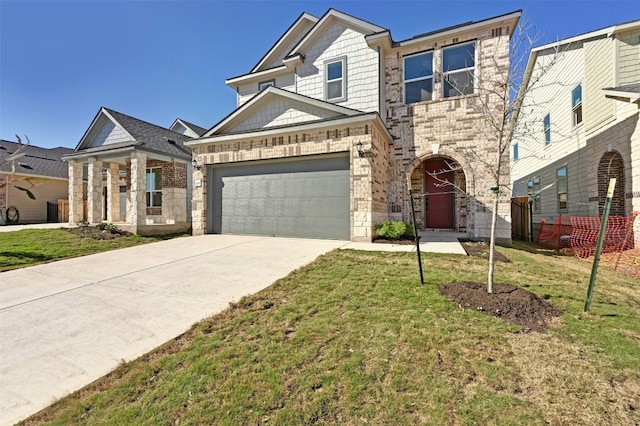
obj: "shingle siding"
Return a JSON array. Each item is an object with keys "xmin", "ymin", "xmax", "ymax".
[{"xmin": 296, "ymin": 22, "xmax": 379, "ymax": 112}]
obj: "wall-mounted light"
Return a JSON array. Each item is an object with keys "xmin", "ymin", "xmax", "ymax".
[
  {"xmin": 356, "ymin": 141, "xmax": 365, "ymax": 158},
  {"xmin": 192, "ymin": 158, "xmax": 201, "ymax": 171}
]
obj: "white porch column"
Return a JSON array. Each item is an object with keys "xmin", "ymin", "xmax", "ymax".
[
  {"xmin": 106, "ymin": 162, "xmax": 121, "ymax": 222},
  {"xmin": 87, "ymin": 157, "xmax": 103, "ymax": 224},
  {"xmin": 67, "ymin": 160, "xmax": 84, "ymax": 224},
  {"xmin": 129, "ymin": 152, "xmax": 147, "ymax": 226}
]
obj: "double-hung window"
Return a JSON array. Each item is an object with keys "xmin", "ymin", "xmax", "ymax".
[
  {"xmin": 443, "ymin": 42, "xmax": 475, "ymax": 98},
  {"xmin": 557, "ymin": 166, "xmax": 568, "ymax": 210},
  {"xmin": 404, "ymin": 51, "xmax": 433, "ymax": 104},
  {"xmin": 544, "ymin": 114, "xmax": 551, "ymax": 145},
  {"xmin": 146, "ymin": 167, "xmax": 162, "ymax": 208},
  {"xmin": 528, "ymin": 177, "xmax": 541, "ymax": 212},
  {"xmin": 325, "ymin": 57, "xmax": 346, "ymax": 102},
  {"xmin": 572, "ymin": 84, "xmax": 582, "ymax": 126}
]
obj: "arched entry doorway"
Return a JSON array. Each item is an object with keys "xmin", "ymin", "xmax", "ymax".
[
  {"xmin": 412, "ymin": 156, "xmax": 467, "ymax": 230},
  {"xmin": 597, "ymin": 151, "xmax": 625, "ymax": 217}
]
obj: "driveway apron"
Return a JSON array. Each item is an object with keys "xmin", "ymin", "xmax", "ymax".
[{"xmin": 0, "ymin": 235, "xmax": 346, "ymax": 426}]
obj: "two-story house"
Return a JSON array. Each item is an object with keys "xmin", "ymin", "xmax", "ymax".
[
  {"xmin": 187, "ymin": 8, "xmax": 521, "ymax": 242},
  {"xmin": 511, "ymin": 20, "xmax": 640, "ymax": 247}
]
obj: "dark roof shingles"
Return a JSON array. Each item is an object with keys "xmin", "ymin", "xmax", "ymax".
[{"xmin": 0, "ymin": 140, "xmax": 73, "ymax": 179}]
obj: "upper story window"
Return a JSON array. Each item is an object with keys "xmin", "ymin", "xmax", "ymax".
[
  {"xmin": 557, "ymin": 166, "xmax": 568, "ymax": 210},
  {"xmin": 404, "ymin": 51, "xmax": 433, "ymax": 104},
  {"xmin": 513, "ymin": 143, "xmax": 519, "ymax": 161},
  {"xmin": 442, "ymin": 42, "xmax": 475, "ymax": 98},
  {"xmin": 544, "ymin": 113, "xmax": 551, "ymax": 145},
  {"xmin": 258, "ymin": 80, "xmax": 275, "ymax": 91},
  {"xmin": 572, "ymin": 84, "xmax": 582, "ymax": 126},
  {"xmin": 325, "ymin": 57, "xmax": 346, "ymax": 102},
  {"xmin": 146, "ymin": 167, "xmax": 162, "ymax": 208}
]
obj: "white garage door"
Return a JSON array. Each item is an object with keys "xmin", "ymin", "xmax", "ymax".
[{"xmin": 207, "ymin": 154, "xmax": 350, "ymax": 240}]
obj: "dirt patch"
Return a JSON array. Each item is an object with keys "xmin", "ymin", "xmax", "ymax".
[
  {"xmin": 439, "ymin": 281, "xmax": 561, "ymax": 332},
  {"xmin": 372, "ymin": 237, "xmax": 414, "ymax": 245},
  {"xmin": 460, "ymin": 241, "xmax": 510, "ymax": 262},
  {"xmin": 66, "ymin": 226, "xmax": 132, "ymax": 240}
]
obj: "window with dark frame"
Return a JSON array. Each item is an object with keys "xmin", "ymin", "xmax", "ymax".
[
  {"xmin": 544, "ymin": 113, "xmax": 551, "ymax": 145},
  {"xmin": 146, "ymin": 167, "xmax": 162, "ymax": 208},
  {"xmin": 258, "ymin": 80, "xmax": 275, "ymax": 91},
  {"xmin": 513, "ymin": 143, "xmax": 519, "ymax": 161},
  {"xmin": 557, "ymin": 166, "xmax": 567, "ymax": 210},
  {"xmin": 442, "ymin": 42, "xmax": 475, "ymax": 98},
  {"xmin": 404, "ymin": 51, "xmax": 433, "ymax": 104},
  {"xmin": 572, "ymin": 84, "xmax": 582, "ymax": 126},
  {"xmin": 325, "ymin": 57, "xmax": 346, "ymax": 102}
]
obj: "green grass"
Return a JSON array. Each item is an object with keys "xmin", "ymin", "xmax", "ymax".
[
  {"xmin": 0, "ymin": 228, "xmax": 188, "ymax": 271},
  {"xmin": 19, "ymin": 243, "xmax": 639, "ymax": 425}
]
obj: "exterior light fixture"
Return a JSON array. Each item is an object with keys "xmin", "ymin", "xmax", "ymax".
[
  {"xmin": 356, "ymin": 141, "xmax": 365, "ymax": 158},
  {"xmin": 192, "ymin": 158, "xmax": 201, "ymax": 171}
]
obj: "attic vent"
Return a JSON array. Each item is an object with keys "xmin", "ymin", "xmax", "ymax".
[
  {"xmin": 19, "ymin": 163, "xmax": 34, "ymax": 170},
  {"xmin": 492, "ymin": 27, "xmax": 503, "ymax": 37},
  {"xmin": 164, "ymin": 138, "xmax": 177, "ymax": 145},
  {"xmin": 0, "ymin": 146, "xmax": 6, "ymax": 150}
]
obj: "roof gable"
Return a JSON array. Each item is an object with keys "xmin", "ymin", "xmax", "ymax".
[
  {"xmin": 72, "ymin": 107, "xmax": 193, "ymax": 161},
  {"xmin": 287, "ymin": 8, "xmax": 386, "ymax": 57},
  {"xmin": 203, "ymin": 86, "xmax": 362, "ymax": 136},
  {"xmin": 170, "ymin": 118, "xmax": 207, "ymax": 138},
  {"xmin": 252, "ymin": 12, "xmax": 319, "ymax": 73}
]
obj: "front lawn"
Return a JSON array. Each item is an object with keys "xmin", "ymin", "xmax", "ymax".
[
  {"xmin": 0, "ymin": 228, "xmax": 188, "ymax": 272},
  {"xmin": 20, "ymin": 244, "xmax": 640, "ymax": 425}
]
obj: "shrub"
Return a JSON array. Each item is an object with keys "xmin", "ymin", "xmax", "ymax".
[
  {"xmin": 375, "ymin": 220, "xmax": 415, "ymax": 240},
  {"xmin": 97, "ymin": 223, "xmax": 119, "ymax": 232}
]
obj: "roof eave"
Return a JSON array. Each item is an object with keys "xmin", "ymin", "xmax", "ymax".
[{"xmin": 187, "ymin": 113, "xmax": 393, "ymax": 146}]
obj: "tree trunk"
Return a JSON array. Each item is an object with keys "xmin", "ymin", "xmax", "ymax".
[{"xmin": 487, "ymin": 191, "xmax": 499, "ymax": 294}]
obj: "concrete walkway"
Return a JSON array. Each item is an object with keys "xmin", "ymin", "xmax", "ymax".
[{"xmin": 0, "ymin": 232, "xmax": 466, "ymax": 425}]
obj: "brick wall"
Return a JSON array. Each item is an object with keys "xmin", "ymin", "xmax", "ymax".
[
  {"xmin": 191, "ymin": 120, "xmax": 391, "ymax": 240},
  {"xmin": 383, "ymin": 26, "xmax": 513, "ymax": 241}
]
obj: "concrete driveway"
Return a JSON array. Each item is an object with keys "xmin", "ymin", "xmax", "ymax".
[{"xmin": 0, "ymin": 235, "xmax": 347, "ymax": 425}]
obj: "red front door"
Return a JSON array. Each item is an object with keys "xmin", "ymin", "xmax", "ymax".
[{"xmin": 424, "ymin": 159, "xmax": 454, "ymax": 229}]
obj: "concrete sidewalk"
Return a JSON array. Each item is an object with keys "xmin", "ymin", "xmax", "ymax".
[{"xmin": 0, "ymin": 232, "xmax": 466, "ymax": 425}]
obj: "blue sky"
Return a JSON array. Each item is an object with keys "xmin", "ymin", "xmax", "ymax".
[{"xmin": 1, "ymin": 0, "xmax": 638, "ymax": 149}]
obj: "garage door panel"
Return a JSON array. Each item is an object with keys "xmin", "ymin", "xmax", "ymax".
[{"xmin": 209, "ymin": 155, "xmax": 350, "ymax": 239}]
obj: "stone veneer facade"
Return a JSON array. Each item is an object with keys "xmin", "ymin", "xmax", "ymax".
[
  {"xmin": 382, "ymin": 22, "xmax": 513, "ymax": 242},
  {"xmin": 190, "ymin": 11, "xmax": 518, "ymax": 242},
  {"xmin": 191, "ymin": 120, "xmax": 391, "ymax": 241}
]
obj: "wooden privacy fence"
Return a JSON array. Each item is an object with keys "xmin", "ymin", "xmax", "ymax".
[{"xmin": 57, "ymin": 199, "xmax": 87, "ymax": 223}]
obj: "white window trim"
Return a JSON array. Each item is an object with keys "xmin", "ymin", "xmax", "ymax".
[
  {"xmin": 571, "ymin": 84, "xmax": 583, "ymax": 127},
  {"xmin": 146, "ymin": 167, "xmax": 162, "ymax": 208},
  {"xmin": 442, "ymin": 41, "xmax": 476, "ymax": 98},
  {"xmin": 543, "ymin": 113, "xmax": 551, "ymax": 145},
  {"xmin": 324, "ymin": 57, "xmax": 347, "ymax": 102},
  {"xmin": 403, "ymin": 51, "xmax": 434, "ymax": 104}
]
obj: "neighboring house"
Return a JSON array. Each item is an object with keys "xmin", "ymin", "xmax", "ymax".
[
  {"xmin": 62, "ymin": 107, "xmax": 198, "ymax": 235},
  {"xmin": 0, "ymin": 139, "xmax": 73, "ymax": 223},
  {"xmin": 510, "ymin": 20, "xmax": 640, "ymax": 246},
  {"xmin": 186, "ymin": 8, "xmax": 521, "ymax": 241}
]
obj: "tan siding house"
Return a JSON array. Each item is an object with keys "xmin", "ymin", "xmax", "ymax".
[{"xmin": 511, "ymin": 20, "xmax": 640, "ymax": 247}]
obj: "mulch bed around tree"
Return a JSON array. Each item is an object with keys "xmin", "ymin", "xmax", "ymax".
[
  {"xmin": 66, "ymin": 226, "xmax": 133, "ymax": 240},
  {"xmin": 439, "ymin": 281, "xmax": 561, "ymax": 332}
]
